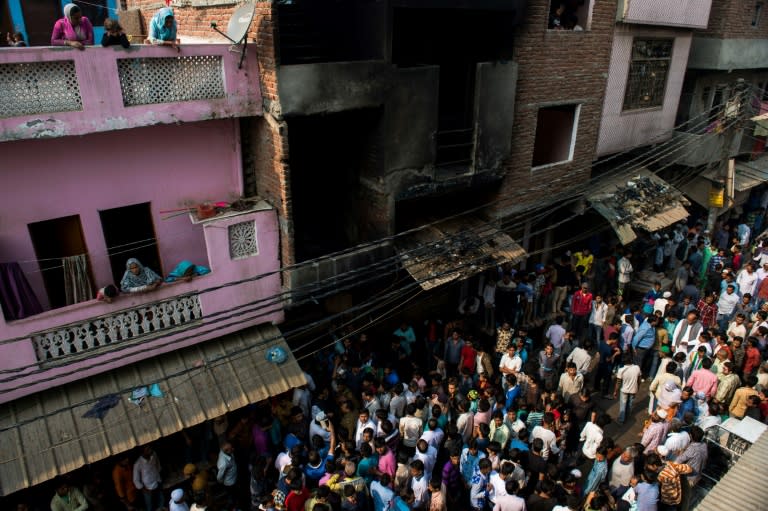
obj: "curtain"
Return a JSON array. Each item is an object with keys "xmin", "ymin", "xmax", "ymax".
[
  {"xmin": 63, "ymin": 254, "xmax": 94, "ymax": 306},
  {"xmin": 0, "ymin": 262, "xmax": 43, "ymax": 320}
]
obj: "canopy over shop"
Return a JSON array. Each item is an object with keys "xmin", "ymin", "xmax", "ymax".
[
  {"xmin": 588, "ymin": 168, "xmax": 690, "ymax": 245},
  {"xmin": 0, "ymin": 324, "xmax": 305, "ymax": 496}
]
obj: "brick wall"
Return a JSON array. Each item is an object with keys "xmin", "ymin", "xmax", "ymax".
[
  {"xmin": 125, "ymin": 0, "xmax": 295, "ymax": 264},
  {"xmin": 124, "ymin": 0, "xmax": 279, "ymax": 103},
  {"xmin": 699, "ymin": 0, "xmax": 768, "ymax": 39},
  {"xmin": 495, "ymin": 0, "xmax": 614, "ymax": 214}
]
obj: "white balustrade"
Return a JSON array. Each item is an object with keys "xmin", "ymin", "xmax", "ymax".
[{"xmin": 32, "ymin": 294, "xmax": 202, "ymax": 362}]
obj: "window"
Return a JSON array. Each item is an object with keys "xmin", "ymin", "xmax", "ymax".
[
  {"xmin": 623, "ymin": 39, "xmax": 673, "ymax": 112},
  {"xmin": 99, "ymin": 203, "xmax": 162, "ymax": 287},
  {"xmin": 229, "ymin": 221, "xmax": 259, "ymax": 259},
  {"xmin": 28, "ymin": 215, "xmax": 94, "ymax": 309},
  {"xmin": 753, "ymin": 2, "xmax": 763, "ymax": 27},
  {"xmin": 531, "ymin": 104, "xmax": 580, "ymax": 168},
  {"xmin": 547, "ymin": 0, "xmax": 593, "ymax": 31}
]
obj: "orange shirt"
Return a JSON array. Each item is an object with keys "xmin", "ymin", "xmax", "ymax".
[{"xmin": 112, "ymin": 463, "xmax": 137, "ymax": 503}]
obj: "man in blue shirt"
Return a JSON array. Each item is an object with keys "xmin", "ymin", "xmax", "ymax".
[{"xmin": 632, "ymin": 315, "xmax": 658, "ymax": 377}]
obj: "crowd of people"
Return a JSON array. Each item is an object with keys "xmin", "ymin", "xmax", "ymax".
[
  {"xmin": 36, "ymin": 210, "xmax": 768, "ymax": 511},
  {"xmin": 42, "ymin": 213, "xmax": 768, "ymax": 511}
]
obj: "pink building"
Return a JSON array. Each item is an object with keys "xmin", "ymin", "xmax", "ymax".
[{"xmin": 0, "ymin": 44, "xmax": 305, "ymax": 496}]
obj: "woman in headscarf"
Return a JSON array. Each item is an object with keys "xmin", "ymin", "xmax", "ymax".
[
  {"xmin": 120, "ymin": 258, "xmax": 163, "ymax": 293},
  {"xmin": 146, "ymin": 7, "xmax": 180, "ymax": 48},
  {"xmin": 51, "ymin": 3, "xmax": 94, "ymax": 49}
]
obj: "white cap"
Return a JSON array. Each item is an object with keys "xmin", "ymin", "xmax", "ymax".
[
  {"xmin": 663, "ymin": 291, "xmax": 672, "ymax": 298},
  {"xmin": 657, "ymin": 445, "xmax": 669, "ymax": 457},
  {"xmin": 656, "ymin": 408, "xmax": 668, "ymax": 419}
]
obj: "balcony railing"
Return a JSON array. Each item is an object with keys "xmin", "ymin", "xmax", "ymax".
[
  {"xmin": 616, "ymin": 0, "xmax": 711, "ymax": 29},
  {"xmin": 33, "ymin": 294, "xmax": 202, "ymax": 363},
  {"xmin": 0, "ymin": 44, "xmax": 261, "ymax": 142}
]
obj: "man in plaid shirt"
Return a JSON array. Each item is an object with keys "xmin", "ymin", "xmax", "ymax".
[{"xmin": 696, "ymin": 294, "xmax": 718, "ymax": 329}]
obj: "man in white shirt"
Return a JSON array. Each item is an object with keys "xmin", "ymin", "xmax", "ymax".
[
  {"xmin": 545, "ymin": 317, "xmax": 567, "ymax": 353},
  {"xmin": 567, "ymin": 343, "xmax": 592, "ymax": 375},
  {"xmin": 727, "ymin": 313, "xmax": 748, "ymax": 343},
  {"xmin": 398, "ymin": 404, "xmax": 423, "ymax": 452},
  {"xmin": 737, "ymin": 263, "xmax": 758, "ymax": 297},
  {"xmin": 499, "ymin": 344, "xmax": 522, "ymax": 375},
  {"xmin": 717, "ymin": 284, "xmax": 740, "ymax": 331},
  {"xmin": 413, "ymin": 439, "xmax": 438, "ymax": 480},
  {"xmin": 614, "ymin": 353, "xmax": 642, "ymax": 424},
  {"xmin": 588, "ymin": 295, "xmax": 608, "ymax": 344},
  {"xmin": 410, "ymin": 460, "xmax": 429, "ymax": 508},
  {"xmin": 531, "ymin": 412, "xmax": 560, "ymax": 460},
  {"xmin": 492, "ymin": 480, "xmax": 526, "ymax": 511},
  {"xmin": 133, "ymin": 445, "xmax": 163, "ymax": 511},
  {"xmin": 216, "ymin": 441, "xmax": 237, "ymax": 506},
  {"xmin": 456, "ymin": 401, "xmax": 475, "ymax": 445},
  {"xmin": 354, "ymin": 409, "xmax": 377, "ymax": 450},
  {"xmin": 617, "ymin": 251, "xmax": 634, "ymax": 297},
  {"xmin": 654, "ymin": 291, "xmax": 671, "ymax": 316}
]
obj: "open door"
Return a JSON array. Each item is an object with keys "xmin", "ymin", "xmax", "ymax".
[
  {"xmin": 28, "ymin": 215, "xmax": 92, "ymax": 309},
  {"xmin": 21, "ymin": 0, "xmax": 61, "ymax": 46}
]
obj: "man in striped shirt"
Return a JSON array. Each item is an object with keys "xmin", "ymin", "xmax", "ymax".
[{"xmin": 651, "ymin": 446, "xmax": 693, "ymax": 509}]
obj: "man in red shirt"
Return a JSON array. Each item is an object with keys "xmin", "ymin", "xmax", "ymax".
[
  {"xmin": 570, "ymin": 283, "xmax": 593, "ymax": 341},
  {"xmin": 696, "ymin": 294, "xmax": 718, "ymax": 329},
  {"xmin": 743, "ymin": 337, "xmax": 762, "ymax": 378},
  {"xmin": 459, "ymin": 338, "xmax": 478, "ymax": 375}
]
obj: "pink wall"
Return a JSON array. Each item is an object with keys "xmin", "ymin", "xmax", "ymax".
[
  {"xmin": 0, "ymin": 119, "xmax": 242, "ymax": 308},
  {"xmin": 597, "ymin": 27, "xmax": 693, "ymax": 156},
  {"xmin": 0, "ymin": 121, "xmax": 284, "ymax": 402},
  {"xmin": 0, "ymin": 44, "xmax": 261, "ymax": 141}
]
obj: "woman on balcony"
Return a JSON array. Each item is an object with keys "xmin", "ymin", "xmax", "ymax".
[
  {"xmin": 120, "ymin": 258, "xmax": 162, "ymax": 294},
  {"xmin": 51, "ymin": 4, "xmax": 94, "ymax": 50},
  {"xmin": 146, "ymin": 7, "xmax": 180, "ymax": 50}
]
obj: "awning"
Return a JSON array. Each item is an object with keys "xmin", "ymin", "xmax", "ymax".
[
  {"xmin": 696, "ymin": 419, "xmax": 768, "ymax": 511},
  {"xmin": 684, "ymin": 161, "xmax": 768, "ymax": 209},
  {"xmin": 0, "ymin": 324, "xmax": 305, "ymax": 496},
  {"xmin": 588, "ymin": 169, "xmax": 689, "ymax": 245},
  {"xmin": 396, "ymin": 216, "xmax": 526, "ymax": 290}
]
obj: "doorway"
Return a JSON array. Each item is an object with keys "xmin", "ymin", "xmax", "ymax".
[
  {"xmin": 21, "ymin": 0, "xmax": 61, "ymax": 46},
  {"xmin": 99, "ymin": 203, "xmax": 162, "ymax": 286},
  {"xmin": 28, "ymin": 215, "xmax": 91, "ymax": 309}
]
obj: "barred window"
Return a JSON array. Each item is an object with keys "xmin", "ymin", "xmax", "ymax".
[{"xmin": 623, "ymin": 39, "xmax": 673, "ymax": 112}]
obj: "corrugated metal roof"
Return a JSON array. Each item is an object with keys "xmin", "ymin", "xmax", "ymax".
[
  {"xmin": 0, "ymin": 324, "xmax": 305, "ymax": 496},
  {"xmin": 588, "ymin": 168, "xmax": 689, "ymax": 245},
  {"xmin": 396, "ymin": 216, "xmax": 527, "ymax": 290},
  {"xmin": 695, "ymin": 427, "xmax": 768, "ymax": 511}
]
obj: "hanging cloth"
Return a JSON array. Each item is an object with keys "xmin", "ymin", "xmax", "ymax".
[
  {"xmin": 0, "ymin": 262, "xmax": 43, "ymax": 320},
  {"xmin": 63, "ymin": 254, "xmax": 94, "ymax": 306}
]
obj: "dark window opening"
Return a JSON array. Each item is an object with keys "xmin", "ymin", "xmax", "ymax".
[
  {"xmin": 393, "ymin": 8, "xmax": 515, "ymax": 170},
  {"xmin": 395, "ymin": 183, "xmax": 500, "ymax": 233},
  {"xmin": 99, "ymin": 203, "xmax": 162, "ymax": 288},
  {"xmin": 28, "ymin": 215, "xmax": 94, "ymax": 309},
  {"xmin": 0, "ymin": 0, "xmax": 15, "ymax": 46},
  {"xmin": 277, "ymin": 0, "xmax": 385, "ymax": 65},
  {"xmin": 623, "ymin": 38, "xmax": 673, "ymax": 111},
  {"xmin": 74, "ymin": 0, "xmax": 108, "ymax": 27},
  {"xmin": 20, "ymin": 0, "xmax": 61, "ymax": 46},
  {"xmin": 288, "ymin": 108, "xmax": 383, "ymax": 262},
  {"xmin": 532, "ymin": 105, "xmax": 579, "ymax": 168},
  {"xmin": 548, "ymin": 0, "xmax": 592, "ymax": 30}
]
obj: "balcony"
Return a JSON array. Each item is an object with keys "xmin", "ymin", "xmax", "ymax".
[
  {"xmin": 0, "ymin": 201, "xmax": 282, "ymax": 404},
  {"xmin": 0, "ymin": 44, "xmax": 261, "ymax": 142},
  {"xmin": 616, "ymin": 0, "xmax": 711, "ymax": 29},
  {"xmin": 688, "ymin": 38, "xmax": 768, "ymax": 70}
]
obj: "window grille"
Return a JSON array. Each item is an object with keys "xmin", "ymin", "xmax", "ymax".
[
  {"xmin": 229, "ymin": 221, "xmax": 259, "ymax": 259},
  {"xmin": 623, "ymin": 39, "xmax": 673, "ymax": 112},
  {"xmin": 0, "ymin": 60, "xmax": 82, "ymax": 118},
  {"xmin": 117, "ymin": 55, "xmax": 225, "ymax": 107}
]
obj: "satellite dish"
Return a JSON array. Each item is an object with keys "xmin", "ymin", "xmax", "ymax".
[{"xmin": 210, "ymin": 2, "xmax": 256, "ymax": 69}]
